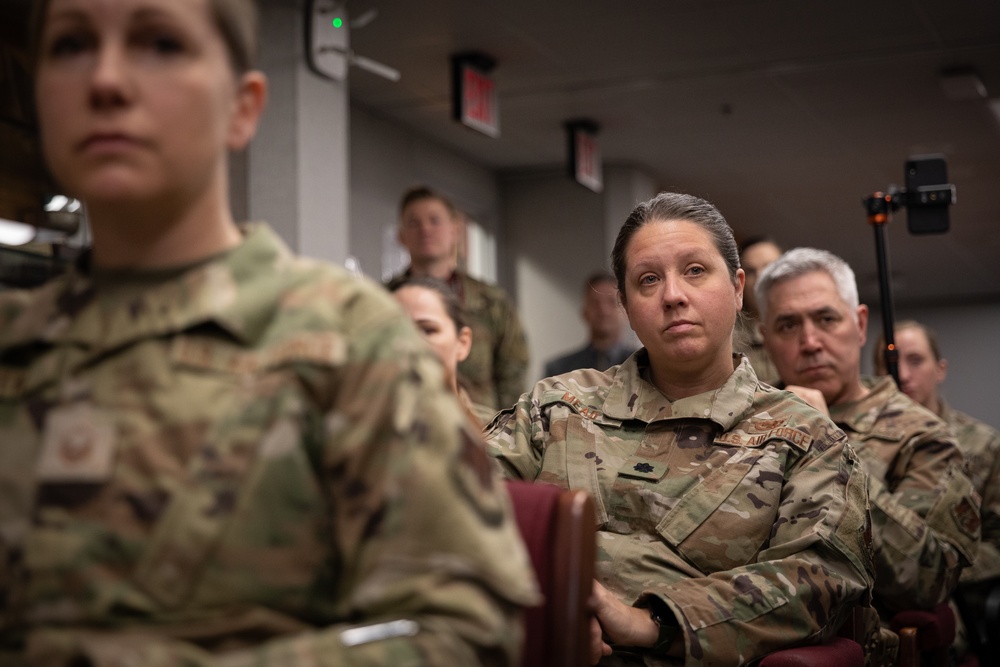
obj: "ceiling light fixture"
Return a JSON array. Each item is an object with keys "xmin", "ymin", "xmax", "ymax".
[{"xmin": 0, "ymin": 218, "xmax": 36, "ymax": 246}]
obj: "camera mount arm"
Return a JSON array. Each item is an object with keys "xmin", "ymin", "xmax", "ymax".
[{"xmin": 864, "ymin": 192, "xmax": 900, "ymax": 386}]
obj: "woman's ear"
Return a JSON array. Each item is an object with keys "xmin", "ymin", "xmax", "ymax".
[
  {"xmin": 227, "ymin": 70, "xmax": 268, "ymax": 151},
  {"xmin": 456, "ymin": 326, "xmax": 473, "ymax": 363}
]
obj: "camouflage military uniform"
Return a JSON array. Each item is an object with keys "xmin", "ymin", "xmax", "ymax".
[
  {"xmin": 457, "ymin": 386, "xmax": 500, "ymax": 431},
  {"xmin": 388, "ymin": 270, "xmax": 528, "ymax": 410},
  {"xmin": 938, "ymin": 402, "xmax": 1000, "ymax": 583},
  {"xmin": 486, "ymin": 352, "xmax": 875, "ymax": 666},
  {"xmin": 829, "ymin": 377, "xmax": 980, "ymax": 617},
  {"xmin": 0, "ymin": 224, "xmax": 538, "ymax": 667},
  {"xmin": 733, "ymin": 315, "xmax": 780, "ymax": 386}
]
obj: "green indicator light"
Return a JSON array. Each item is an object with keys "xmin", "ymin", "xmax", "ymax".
[{"xmin": 332, "ymin": 17, "xmax": 343, "ymax": 28}]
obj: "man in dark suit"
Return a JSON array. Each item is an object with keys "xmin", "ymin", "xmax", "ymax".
[{"xmin": 543, "ymin": 271, "xmax": 637, "ymax": 378}]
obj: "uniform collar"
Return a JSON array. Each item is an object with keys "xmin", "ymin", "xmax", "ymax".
[
  {"xmin": 936, "ymin": 397, "xmax": 959, "ymax": 424},
  {"xmin": 0, "ymin": 223, "xmax": 291, "ymax": 353},
  {"xmin": 828, "ymin": 374, "xmax": 896, "ymax": 434},
  {"xmin": 602, "ymin": 350, "xmax": 757, "ymax": 429}
]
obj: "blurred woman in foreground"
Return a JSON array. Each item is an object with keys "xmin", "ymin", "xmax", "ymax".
[{"xmin": 0, "ymin": 0, "xmax": 535, "ymax": 664}]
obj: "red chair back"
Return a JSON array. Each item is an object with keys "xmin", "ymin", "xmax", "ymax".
[{"xmin": 505, "ymin": 480, "xmax": 596, "ymax": 667}]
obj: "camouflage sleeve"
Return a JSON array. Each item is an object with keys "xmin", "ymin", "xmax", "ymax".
[
  {"xmin": 870, "ymin": 429, "xmax": 981, "ymax": 612},
  {"xmin": 958, "ymin": 422, "xmax": 1000, "ymax": 582},
  {"xmin": 483, "ymin": 390, "xmax": 543, "ymax": 482},
  {"xmin": 637, "ymin": 431, "xmax": 875, "ymax": 664},
  {"xmin": 302, "ymin": 311, "xmax": 539, "ymax": 665},
  {"xmin": 969, "ymin": 463, "xmax": 1000, "ymax": 581},
  {"xmin": 489, "ymin": 292, "xmax": 529, "ymax": 411}
]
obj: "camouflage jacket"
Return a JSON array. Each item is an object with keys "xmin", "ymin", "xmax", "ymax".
[
  {"xmin": 387, "ymin": 270, "xmax": 528, "ymax": 410},
  {"xmin": 486, "ymin": 352, "xmax": 874, "ymax": 666},
  {"xmin": 939, "ymin": 401, "xmax": 1000, "ymax": 582},
  {"xmin": 830, "ymin": 377, "xmax": 980, "ymax": 615},
  {"xmin": 0, "ymin": 224, "xmax": 538, "ymax": 667}
]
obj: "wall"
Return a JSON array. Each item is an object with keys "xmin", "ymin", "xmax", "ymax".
[
  {"xmin": 349, "ymin": 105, "xmax": 502, "ymax": 283},
  {"xmin": 864, "ymin": 302, "xmax": 1000, "ymax": 430},
  {"xmin": 497, "ymin": 166, "xmax": 655, "ymax": 386},
  {"xmin": 243, "ymin": 0, "xmax": 350, "ymax": 265},
  {"xmin": 501, "ymin": 170, "xmax": 607, "ymax": 384}
]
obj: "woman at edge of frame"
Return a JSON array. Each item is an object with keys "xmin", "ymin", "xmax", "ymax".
[{"xmin": 0, "ymin": 0, "xmax": 538, "ymax": 665}]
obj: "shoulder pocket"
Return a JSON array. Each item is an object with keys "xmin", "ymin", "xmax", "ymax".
[{"xmin": 563, "ymin": 415, "xmax": 612, "ymax": 528}]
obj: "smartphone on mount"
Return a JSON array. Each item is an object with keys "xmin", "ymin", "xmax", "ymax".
[{"xmin": 904, "ymin": 155, "xmax": 952, "ymax": 235}]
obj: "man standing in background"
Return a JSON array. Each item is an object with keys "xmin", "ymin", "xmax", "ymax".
[
  {"xmin": 543, "ymin": 271, "xmax": 637, "ymax": 377},
  {"xmin": 387, "ymin": 186, "xmax": 529, "ymax": 409}
]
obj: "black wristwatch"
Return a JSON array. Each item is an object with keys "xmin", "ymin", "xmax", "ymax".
[{"xmin": 646, "ymin": 600, "xmax": 681, "ymax": 654}]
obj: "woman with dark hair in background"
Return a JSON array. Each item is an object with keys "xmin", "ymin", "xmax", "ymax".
[{"xmin": 392, "ymin": 276, "xmax": 497, "ymax": 427}]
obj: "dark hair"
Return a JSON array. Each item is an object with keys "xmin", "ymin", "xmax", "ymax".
[
  {"xmin": 390, "ymin": 276, "xmax": 468, "ymax": 331},
  {"xmin": 610, "ymin": 192, "xmax": 741, "ymax": 304},
  {"xmin": 738, "ymin": 236, "xmax": 781, "ymax": 257},
  {"xmin": 398, "ymin": 186, "xmax": 458, "ymax": 221},
  {"xmin": 30, "ymin": 0, "xmax": 259, "ymax": 74}
]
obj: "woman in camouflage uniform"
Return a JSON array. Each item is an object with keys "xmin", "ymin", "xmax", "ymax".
[
  {"xmin": 0, "ymin": 1, "xmax": 537, "ymax": 665},
  {"xmin": 486, "ymin": 192, "xmax": 875, "ymax": 666}
]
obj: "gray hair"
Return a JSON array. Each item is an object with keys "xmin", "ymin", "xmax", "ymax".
[{"xmin": 755, "ymin": 247, "xmax": 859, "ymax": 321}]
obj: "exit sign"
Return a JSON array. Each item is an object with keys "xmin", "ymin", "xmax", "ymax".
[
  {"xmin": 566, "ymin": 120, "xmax": 603, "ymax": 193},
  {"xmin": 452, "ymin": 53, "xmax": 499, "ymax": 138}
]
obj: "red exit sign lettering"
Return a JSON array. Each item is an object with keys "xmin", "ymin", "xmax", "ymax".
[
  {"xmin": 452, "ymin": 54, "xmax": 499, "ymax": 138},
  {"xmin": 566, "ymin": 121, "xmax": 603, "ymax": 193}
]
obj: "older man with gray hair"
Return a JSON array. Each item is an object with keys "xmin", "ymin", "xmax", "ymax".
[{"xmin": 756, "ymin": 247, "xmax": 981, "ymax": 663}]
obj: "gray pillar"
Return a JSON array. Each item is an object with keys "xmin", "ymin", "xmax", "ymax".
[
  {"xmin": 602, "ymin": 166, "xmax": 657, "ymax": 260},
  {"xmin": 241, "ymin": 0, "xmax": 350, "ymax": 265}
]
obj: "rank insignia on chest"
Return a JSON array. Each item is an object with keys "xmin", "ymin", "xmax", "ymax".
[
  {"xmin": 618, "ymin": 456, "xmax": 667, "ymax": 481},
  {"xmin": 37, "ymin": 402, "xmax": 117, "ymax": 483}
]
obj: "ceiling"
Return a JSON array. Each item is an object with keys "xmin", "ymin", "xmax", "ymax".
[
  {"xmin": 3, "ymin": 0, "xmax": 998, "ymax": 306},
  {"xmin": 346, "ymin": 0, "xmax": 1000, "ymax": 307}
]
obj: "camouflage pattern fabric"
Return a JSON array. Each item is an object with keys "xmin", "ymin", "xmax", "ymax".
[
  {"xmin": 0, "ymin": 223, "xmax": 538, "ymax": 667},
  {"xmin": 387, "ymin": 271, "xmax": 528, "ymax": 411},
  {"xmin": 486, "ymin": 351, "xmax": 875, "ymax": 666},
  {"xmin": 829, "ymin": 377, "xmax": 980, "ymax": 617},
  {"xmin": 457, "ymin": 386, "xmax": 499, "ymax": 432},
  {"xmin": 733, "ymin": 316, "xmax": 780, "ymax": 387},
  {"xmin": 939, "ymin": 402, "xmax": 1000, "ymax": 583}
]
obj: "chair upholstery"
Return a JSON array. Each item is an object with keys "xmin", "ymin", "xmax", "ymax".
[
  {"xmin": 891, "ymin": 602, "xmax": 956, "ymax": 667},
  {"xmin": 505, "ymin": 480, "xmax": 596, "ymax": 667},
  {"xmin": 758, "ymin": 637, "xmax": 865, "ymax": 667},
  {"xmin": 955, "ymin": 579, "xmax": 1000, "ymax": 667},
  {"xmin": 758, "ymin": 605, "xmax": 866, "ymax": 667}
]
